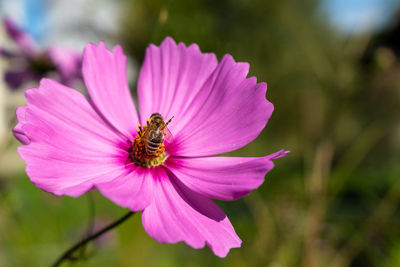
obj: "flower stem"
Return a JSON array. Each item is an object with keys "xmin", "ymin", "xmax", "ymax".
[{"xmin": 51, "ymin": 211, "xmax": 135, "ymax": 267}]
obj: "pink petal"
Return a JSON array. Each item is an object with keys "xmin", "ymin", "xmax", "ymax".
[
  {"xmin": 17, "ymin": 78, "xmax": 131, "ymax": 197},
  {"xmin": 166, "ymin": 150, "xmax": 289, "ymax": 201},
  {"xmin": 96, "ymin": 167, "xmax": 154, "ymax": 211},
  {"xmin": 47, "ymin": 46, "xmax": 81, "ymax": 84},
  {"xmin": 142, "ymin": 167, "xmax": 241, "ymax": 257},
  {"xmin": 170, "ymin": 54, "xmax": 273, "ymax": 156},
  {"xmin": 137, "ymin": 37, "xmax": 273, "ymax": 157},
  {"xmin": 4, "ymin": 69, "xmax": 36, "ymax": 89},
  {"xmin": 3, "ymin": 17, "xmax": 36, "ymax": 54},
  {"xmin": 138, "ymin": 37, "xmax": 218, "ymax": 123},
  {"xmin": 82, "ymin": 42, "xmax": 139, "ymax": 138},
  {"xmin": 0, "ymin": 47, "xmax": 21, "ymax": 58}
]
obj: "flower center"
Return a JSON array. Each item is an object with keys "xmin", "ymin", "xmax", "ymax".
[{"xmin": 130, "ymin": 113, "xmax": 173, "ymax": 168}]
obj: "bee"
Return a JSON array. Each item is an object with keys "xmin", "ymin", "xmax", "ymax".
[{"xmin": 142, "ymin": 113, "xmax": 173, "ymax": 155}]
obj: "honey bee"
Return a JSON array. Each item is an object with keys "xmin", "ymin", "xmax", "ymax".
[{"xmin": 142, "ymin": 113, "xmax": 173, "ymax": 155}]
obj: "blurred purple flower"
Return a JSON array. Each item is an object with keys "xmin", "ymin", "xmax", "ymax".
[
  {"xmin": 0, "ymin": 17, "xmax": 81, "ymax": 89},
  {"xmin": 14, "ymin": 37, "xmax": 288, "ymax": 257}
]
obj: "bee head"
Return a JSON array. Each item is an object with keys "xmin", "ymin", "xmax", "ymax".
[{"xmin": 150, "ymin": 113, "xmax": 164, "ymax": 127}]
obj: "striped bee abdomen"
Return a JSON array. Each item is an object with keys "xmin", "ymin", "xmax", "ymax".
[
  {"xmin": 146, "ymin": 131, "xmax": 164, "ymax": 154},
  {"xmin": 146, "ymin": 139, "xmax": 161, "ymax": 154}
]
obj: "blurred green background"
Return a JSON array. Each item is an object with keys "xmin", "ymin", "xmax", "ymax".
[{"xmin": 1, "ymin": 0, "xmax": 400, "ymax": 266}]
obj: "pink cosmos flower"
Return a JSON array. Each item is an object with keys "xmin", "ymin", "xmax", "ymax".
[
  {"xmin": 0, "ymin": 17, "xmax": 81, "ymax": 89},
  {"xmin": 14, "ymin": 37, "xmax": 288, "ymax": 257}
]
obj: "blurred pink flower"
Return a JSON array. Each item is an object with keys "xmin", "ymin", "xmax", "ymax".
[
  {"xmin": 14, "ymin": 37, "xmax": 288, "ymax": 257},
  {"xmin": 0, "ymin": 17, "xmax": 81, "ymax": 89}
]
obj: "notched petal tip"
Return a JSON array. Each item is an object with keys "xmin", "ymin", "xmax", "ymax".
[
  {"xmin": 220, "ymin": 54, "xmax": 250, "ymax": 73},
  {"xmin": 13, "ymin": 106, "xmax": 30, "ymax": 145},
  {"xmin": 24, "ymin": 78, "xmax": 73, "ymax": 105},
  {"xmin": 270, "ymin": 149, "xmax": 290, "ymax": 160},
  {"xmin": 112, "ymin": 44, "xmax": 124, "ymax": 55},
  {"xmin": 141, "ymin": 169, "xmax": 242, "ymax": 257},
  {"xmin": 13, "ymin": 125, "xmax": 30, "ymax": 145},
  {"xmin": 211, "ymin": 238, "xmax": 242, "ymax": 258},
  {"xmin": 82, "ymin": 41, "xmax": 109, "ymax": 59},
  {"xmin": 167, "ymin": 149, "xmax": 288, "ymax": 202},
  {"xmin": 187, "ymin": 42, "xmax": 200, "ymax": 51},
  {"xmin": 15, "ymin": 105, "xmax": 27, "ymax": 119},
  {"xmin": 159, "ymin": 37, "xmax": 218, "ymax": 62},
  {"xmin": 145, "ymin": 37, "xmax": 176, "ymax": 53},
  {"xmin": 161, "ymin": 36, "xmax": 177, "ymax": 47},
  {"xmin": 38, "ymin": 77, "xmax": 56, "ymax": 88},
  {"xmin": 258, "ymin": 81, "xmax": 267, "ymax": 90}
]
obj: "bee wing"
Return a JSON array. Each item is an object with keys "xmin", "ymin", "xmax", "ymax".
[{"xmin": 163, "ymin": 126, "xmax": 174, "ymax": 143}]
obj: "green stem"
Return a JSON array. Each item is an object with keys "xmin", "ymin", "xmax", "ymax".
[{"xmin": 51, "ymin": 211, "xmax": 135, "ymax": 267}]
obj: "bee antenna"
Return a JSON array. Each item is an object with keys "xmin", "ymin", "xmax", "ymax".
[{"xmin": 166, "ymin": 116, "xmax": 174, "ymax": 126}]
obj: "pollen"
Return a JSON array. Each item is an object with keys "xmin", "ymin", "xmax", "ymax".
[{"xmin": 130, "ymin": 123, "xmax": 167, "ymax": 167}]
